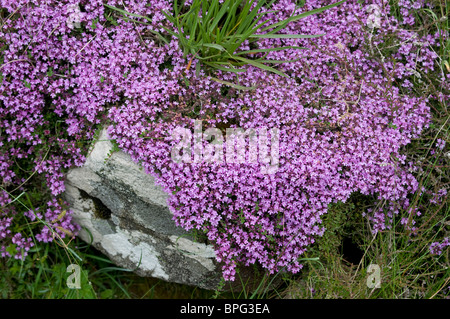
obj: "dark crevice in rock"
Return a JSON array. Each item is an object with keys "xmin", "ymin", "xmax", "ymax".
[{"xmin": 78, "ymin": 189, "xmax": 112, "ymax": 220}]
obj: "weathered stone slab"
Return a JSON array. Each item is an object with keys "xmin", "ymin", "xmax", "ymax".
[{"xmin": 64, "ymin": 129, "xmax": 222, "ymax": 290}]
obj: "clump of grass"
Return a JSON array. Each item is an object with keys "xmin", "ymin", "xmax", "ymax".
[
  {"xmin": 161, "ymin": 0, "xmax": 346, "ymax": 78},
  {"xmin": 106, "ymin": 0, "xmax": 346, "ymax": 85},
  {"xmin": 282, "ymin": 189, "xmax": 449, "ymax": 299}
]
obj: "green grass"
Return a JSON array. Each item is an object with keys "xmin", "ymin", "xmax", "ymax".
[
  {"xmin": 106, "ymin": 0, "xmax": 346, "ymax": 88},
  {"xmin": 280, "ymin": 191, "xmax": 449, "ymax": 299},
  {"xmin": 0, "ymin": 205, "xmax": 219, "ymax": 299}
]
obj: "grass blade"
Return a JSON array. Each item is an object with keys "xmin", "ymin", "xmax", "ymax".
[
  {"xmin": 257, "ymin": 57, "xmax": 302, "ymax": 64},
  {"xmin": 236, "ymin": 46, "xmax": 308, "ymax": 55},
  {"xmin": 203, "ymin": 62, "xmax": 247, "ymax": 73},
  {"xmin": 208, "ymin": 0, "xmax": 228, "ymax": 33},
  {"xmin": 104, "ymin": 4, "xmax": 152, "ymax": 23},
  {"xmin": 261, "ymin": 0, "xmax": 346, "ymax": 34},
  {"xmin": 232, "ymin": 56, "xmax": 288, "ymax": 77},
  {"xmin": 202, "ymin": 43, "xmax": 226, "ymax": 51},
  {"xmin": 249, "ymin": 34, "xmax": 325, "ymax": 39}
]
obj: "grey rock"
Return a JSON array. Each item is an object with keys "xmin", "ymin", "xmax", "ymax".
[{"xmin": 64, "ymin": 129, "xmax": 222, "ymax": 290}]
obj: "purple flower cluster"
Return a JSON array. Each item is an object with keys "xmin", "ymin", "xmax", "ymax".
[
  {"xmin": 430, "ymin": 238, "xmax": 450, "ymax": 256},
  {"xmin": 0, "ymin": 0, "xmax": 446, "ymax": 279},
  {"xmin": 0, "ymin": 193, "xmax": 36, "ymax": 260}
]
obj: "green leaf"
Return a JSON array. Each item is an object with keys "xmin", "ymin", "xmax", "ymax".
[
  {"xmin": 203, "ymin": 62, "xmax": 247, "ymax": 73},
  {"xmin": 204, "ymin": 0, "xmax": 220, "ymax": 29},
  {"xmin": 106, "ymin": 15, "xmax": 119, "ymax": 26},
  {"xmin": 91, "ymin": 18, "xmax": 99, "ymax": 29},
  {"xmin": 236, "ymin": 46, "xmax": 308, "ymax": 55},
  {"xmin": 257, "ymin": 57, "xmax": 302, "ymax": 64},
  {"xmin": 83, "ymin": 254, "xmax": 115, "ymax": 264},
  {"xmin": 388, "ymin": 123, "xmax": 398, "ymax": 129},
  {"xmin": 261, "ymin": 0, "xmax": 347, "ymax": 34},
  {"xmin": 235, "ymin": 0, "xmax": 267, "ymax": 35},
  {"xmin": 201, "ymin": 43, "xmax": 226, "ymax": 51},
  {"xmin": 66, "ymin": 247, "xmax": 83, "ymax": 262},
  {"xmin": 196, "ymin": 52, "xmax": 223, "ymax": 60},
  {"xmin": 6, "ymin": 244, "xmax": 17, "ymax": 256},
  {"xmin": 208, "ymin": 1, "xmax": 231, "ymax": 33},
  {"xmin": 161, "ymin": 26, "xmax": 181, "ymax": 40},
  {"xmin": 249, "ymin": 34, "xmax": 325, "ymax": 39},
  {"xmin": 232, "ymin": 56, "xmax": 288, "ymax": 78},
  {"xmin": 104, "ymin": 4, "xmax": 152, "ymax": 23}
]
